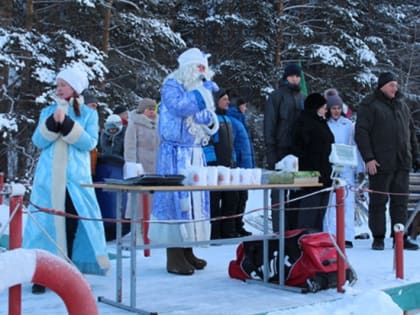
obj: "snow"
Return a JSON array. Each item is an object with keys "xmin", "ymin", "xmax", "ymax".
[{"xmin": 1, "ymin": 190, "xmax": 420, "ymax": 315}]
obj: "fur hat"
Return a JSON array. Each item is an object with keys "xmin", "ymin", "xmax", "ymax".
[
  {"xmin": 377, "ymin": 72, "xmax": 397, "ymax": 89},
  {"xmin": 304, "ymin": 93, "xmax": 326, "ymax": 111},
  {"xmin": 326, "ymin": 95, "xmax": 343, "ymax": 109},
  {"xmin": 138, "ymin": 98, "xmax": 157, "ymax": 113},
  {"xmin": 282, "ymin": 64, "xmax": 302, "ymax": 79},
  {"xmin": 114, "ymin": 105, "xmax": 128, "ymax": 115},
  {"xmin": 56, "ymin": 67, "xmax": 88, "ymax": 94},
  {"xmin": 177, "ymin": 48, "xmax": 211, "ymax": 69}
]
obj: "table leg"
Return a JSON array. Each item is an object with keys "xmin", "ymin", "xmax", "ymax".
[
  {"xmin": 263, "ymin": 189, "xmax": 269, "ymax": 282},
  {"xmin": 278, "ymin": 189, "xmax": 285, "ymax": 286},
  {"xmin": 130, "ymin": 191, "xmax": 138, "ymax": 308},
  {"xmin": 116, "ymin": 191, "xmax": 123, "ymax": 302}
]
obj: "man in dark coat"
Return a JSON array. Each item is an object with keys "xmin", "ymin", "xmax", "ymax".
[
  {"xmin": 264, "ymin": 64, "xmax": 305, "ymax": 232},
  {"xmin": 355, "ymin": 72, "xmax": 420, "ymax": 250},
  {"xmin": 204, "ymin": 88, "xmax": 240, "ymax": 239}
]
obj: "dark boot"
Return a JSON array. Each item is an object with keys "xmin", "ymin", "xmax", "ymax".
[
  {"xmin": 166, "ymin": 248, "xmax": 194, "ymax": 275},
  {"xmin": 184, "ymin": 248, "xmax": 207, "ymax": 270},
  {"xmin": 32, "ymin": 284, "xmax": 46, "ymax": 294}
]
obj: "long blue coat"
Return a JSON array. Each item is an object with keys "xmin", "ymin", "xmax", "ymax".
[
  {"xmin": 148, "ymin": 78, "xmax": 216, "ymax": 244},
  {"xmin": 23, "ymin": 100, "xmax": 110, "ymax": 275}
]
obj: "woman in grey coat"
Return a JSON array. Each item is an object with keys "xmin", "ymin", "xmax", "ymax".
[{"xmin": 124, "ymin": 98, "xmax": 159, "ymax": 245}]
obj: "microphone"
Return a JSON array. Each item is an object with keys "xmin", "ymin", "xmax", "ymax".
[{"xmin": 199, "ymin": 74, "xmax": 206, "ymax": 82}]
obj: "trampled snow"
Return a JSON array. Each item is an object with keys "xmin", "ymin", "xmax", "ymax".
[{"xmin": 0, "ymin": 190, "xmax": 420, "ymax": 315}]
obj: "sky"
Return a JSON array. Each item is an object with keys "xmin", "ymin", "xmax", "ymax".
[{"xmin": 1, "ymin": 190, "xmax": 420, "ymax": 315}]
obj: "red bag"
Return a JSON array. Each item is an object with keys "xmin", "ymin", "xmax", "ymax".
[{"xmin": 286, "ymin": 232, "xmax": 342, "ymax": 286}]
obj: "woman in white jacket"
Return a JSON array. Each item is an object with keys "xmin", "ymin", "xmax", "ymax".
[{"xmin": 323, "ymin": 90, "xmax": 364, "ymax": 248}]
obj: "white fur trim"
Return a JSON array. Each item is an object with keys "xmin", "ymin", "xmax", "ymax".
[
  {"xmin": 51, "ymin": 138, "xmax": 68, "ymax": 258},
  {"xmin": 62, "ymin": 122, "xmax": 83, "ymax": 144},
  {"xmin": 40, "ymin": 121, "xmax": 60, "ymax": 142}
]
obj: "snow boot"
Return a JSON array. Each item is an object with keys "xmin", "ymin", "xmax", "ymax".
[
  {"xmin": 166, "ymin": 248, "xmax": 194, "ymax": 275},
  {"xmin": 184, "ymin": 247, "xmax": 207, "ymax": 270}
]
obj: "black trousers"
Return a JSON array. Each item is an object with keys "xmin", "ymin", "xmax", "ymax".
[
  {"xmin": 271, "ymin": 189, "xmax": 300, "ymax": 232},
  {"xmin": 368, "ymin": 170, "xmax": 409, "ymax": 239},
  {"xmin": 65, "ymin": 190, "xmax": 79, "ymax": 259},
  {"xmin": 210, "ymin": 190, "xmax": 239, "ymax": 239},
  {"xmin": 297, "ymin": 188, "xmax": 330, "ymax": 232},
  {"xmin": 235, "ymin": 190, "xmax": 248, "ymax": 231}
]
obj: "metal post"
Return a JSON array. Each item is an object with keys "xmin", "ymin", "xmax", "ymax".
[{"xmin": 335, "ymin": 185, "xmax": 346, "ymax": 293}]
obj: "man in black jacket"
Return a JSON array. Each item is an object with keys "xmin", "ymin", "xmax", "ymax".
[
  {"xmin": 204, "ymin": 89, "xmax": 240, "ymax": 239},
  {"xmin": 264, "ymin": 64, "xmax": 304, "ymax": 232},
  {"xmin": 355, "ymin": 72, "xmax": 419, "ymax": 250}
]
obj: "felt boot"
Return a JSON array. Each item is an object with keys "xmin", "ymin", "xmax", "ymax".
[
  {"xmin": 166, "ymin": 248, "xmax": 194, "ymax": 275},
  {"xmin": 184, "ymin": 247, "xmax": 207, "ymax": 270}
]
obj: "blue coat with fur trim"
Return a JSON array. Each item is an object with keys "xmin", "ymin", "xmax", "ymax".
[
  {"xmin": 149, "ymin": 78, "xmax": 216, "ymax": 245},
  {"xmin": 23, "ymin": 99, "xmax": 110, "ymax": 275}
]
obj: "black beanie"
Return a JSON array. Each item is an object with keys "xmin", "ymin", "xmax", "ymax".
[
  {"xmin": 114, "ymin": 105, "xmax": 128, "ymax": 115},
  {"xmin": 282, "ymin": 64, "xmax": 302, "ymax": 79},
  {"xmin": 304, "ymin": 93, "xmax": 326, "ymax": 111},
  {"xmin": 377, "ymin": 72, "xmax": 397, "ymax": 89},
  {"xmin": 213, "ymin": 88, "xmax": 228, "ymax": 102}
]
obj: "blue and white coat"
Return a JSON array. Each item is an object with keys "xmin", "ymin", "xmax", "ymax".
[
  {"xmin": 148, "ymin": 78, "xmax": 217, "ymax": 244},
  {"xmin": 24, "ymin": 99, "xmax": 110, "ymax": 275}
]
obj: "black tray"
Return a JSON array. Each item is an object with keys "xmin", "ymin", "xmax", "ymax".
[{"xmin": 104, "ymin": 174, "xmax": 185, "ymax": 186}]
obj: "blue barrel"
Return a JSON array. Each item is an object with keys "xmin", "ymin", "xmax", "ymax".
[{"xmin": 93, "ymin": 154, "xmax": 129, "ymax": 241}]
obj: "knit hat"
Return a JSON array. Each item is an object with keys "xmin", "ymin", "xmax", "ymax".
[
  {"xmin": 282, "ymin": 64, "xmax": 302, "ymax": 79},
  {"xmin": 104, "ymin": 114, "xmax": 122, "ymax": 134},
  {"xmin": 213, "ymin": 88, "xmax": 228, "ymax": 102},
  {"xmin": 82, "ymin": 90, "xmax": 98, "ymax": 104},
  {"xmin": 377, "ymin": 72, "xmax": 397, "ymax": 89},
  {"xmin": 138, "ymin": 98, "xmax": 157, "ymax": 113},
  {"xmin": 326, "ymin": 95, "xmax": 343, "ymax": 109},
  {"xmin": 304, "ymin": 93, "xmax": 326, "ymax": 110},
  {"xmin": 177, "ymin": 48, "xmax": 211, "ymax": 69},
  {"xmin": 114, "ymin": 105, "xmax": 128, "ymax": 115},
  {"xmin": 56, "ymin": 67, "xmax": 88, "ymax": 94}
]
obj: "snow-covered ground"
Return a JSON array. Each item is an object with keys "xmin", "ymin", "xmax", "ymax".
[{"xmin": 1, "ymin": 190, "xmax": 420, "ymax": 315}]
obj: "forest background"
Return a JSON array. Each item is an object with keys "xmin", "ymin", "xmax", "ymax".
[{"xmin": 0, "ymin": 0, "xmax": 419, "ymax": 187}]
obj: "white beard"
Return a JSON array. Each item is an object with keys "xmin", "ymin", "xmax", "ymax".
[{"xmin": 170, "ymin": 64, "xmax": 214, "ymax": 91}]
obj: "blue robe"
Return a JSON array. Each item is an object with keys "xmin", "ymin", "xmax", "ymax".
[
  {"xmin": 24, "ymin": 101, "xmax": 110, "ymax": 275},
  {"xmin": 149, "ymin": 78, "xmax": 216, "ymax": 244}
]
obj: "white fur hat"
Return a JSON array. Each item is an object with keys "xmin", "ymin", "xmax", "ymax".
[
  {"xmin": 177, "ymin": 48, "xmax": 211, "ymax": 69},
  {"xmin": 56, "ymin": 67, "xmax": 89, "ymax": 94}
]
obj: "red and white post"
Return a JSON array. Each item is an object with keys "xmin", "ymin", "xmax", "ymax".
[
  {"xmin": 335, "ymin": 185, "xmax": 346, "ymax": 293},
  {"xmin": 394, "ymin": 223, "xmax": 404, "ymax": 279},
  {"xmin": 8, "ymin": 184, "xmax": 25, "ymax": 315}
]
